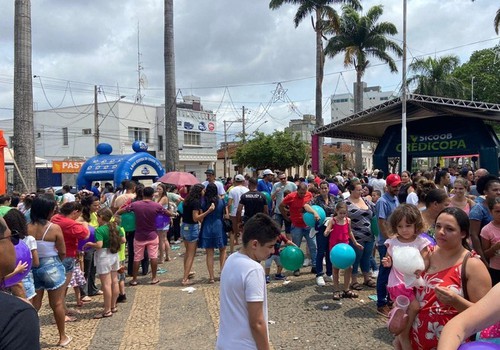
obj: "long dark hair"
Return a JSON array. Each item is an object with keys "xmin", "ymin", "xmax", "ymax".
[
  {"xmin": 81, "ymin": 195, "xmax": 99, "ymax": 223},
  {"xmin": 30, "ymin": 196, "xmax": 57, "ymax": 224},
  {"xmin": 204, "ymin": 183, "xmax": 219, "ymax": 210},
  {"xmin": 4, "ymin": 209, "xmax": 28, "ymax": 239},
  {"xmin": 184, "ymin": 184, "xmax": 204, "ymax": 208},
  {"xmin": 436, "ymin": 207, "xmax": 471, "ymax": 250}
]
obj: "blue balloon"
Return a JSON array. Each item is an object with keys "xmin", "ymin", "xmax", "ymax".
[
  {"xmin": 329, "ymin": 183, "xmax": 339, "ymax": 196},
  {"xmin": 330, "ymin": 243, "xmax": 356, "ymax": 269},
  {"xmin": 303, "ymin": 205, "xmax": 326, "ymax": 227},
  {"xmin": 458, "ymin": 342, "xmax": 500, "ymax": 350}
]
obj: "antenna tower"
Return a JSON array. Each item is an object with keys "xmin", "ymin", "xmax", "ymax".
[{"xmin": 135, "ymin": 22, "xmax": 145, "ymax": 104}]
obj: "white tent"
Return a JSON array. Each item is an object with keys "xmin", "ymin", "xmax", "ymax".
[{"xmin": 3, "ymin": 147, "xmax": 48, "ymax": 165}]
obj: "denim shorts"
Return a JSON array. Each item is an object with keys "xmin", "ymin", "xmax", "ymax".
[
  {"xmin": 181, "ymin": 223, "xmax": 200, "ymax": 243},
  {"xmin": 62, "ymin": 257, "xmax": 75, "ymax": 274},
  {"xmin": 32, "ymin": 256, "xmax": 66, "ymax": 291},
  {"xmin": 22, "ymin": 271, "xmax": 36, "ymax": 300}
]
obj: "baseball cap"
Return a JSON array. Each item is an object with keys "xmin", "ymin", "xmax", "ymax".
[
  {"xmin": 386, "ymin": 174, "xmax": 402, "ymax": 187},
  {"xmin": 205, "ymin": 169, "xmax": 215, "ymax": 175},
  {"xmin": 234, "ymin": 174, "xmax": 245, "ymax": 182},
  {"xmin": 262, "ymin": 169, "xmax": 275, "ymax": 176}
]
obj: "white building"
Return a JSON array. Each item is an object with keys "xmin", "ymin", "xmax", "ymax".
[
  {"xmin": 331, "ymin": 83, "xmax": 396, "ymax": 123},
  {"xmin": 330, "ymin": 83, "xmax": 396, "ymax": 170},
  {"xmin": 0, "ymin": 95, "xmax": 217, "ymax": 183}
]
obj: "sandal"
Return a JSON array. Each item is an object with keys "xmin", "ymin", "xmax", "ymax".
[
  {"xmin": 111, "ymin": 307, "xmax": 118, "ymax": 313},
  {"xmin": 363, "ymin": 279, "xmax": 377, "ymax": 288},
  {"xmin": 57, "ymin": 336, "xmax": 72, "ymax": 348},
  {"xmin": 350, "ymin": 282, "xmax": 363, "ymax": 291},
  {"xmin": 181, "ymin": 279, "xmax": 193, "ymax": 286},
  {"xmin": 80, "ymin": 296, "xmax": 92, "ymax": 302},
  {"xmin": 150, "ymin": 279, "xmax": 160, "ymax": 285},
  {"xmin": 332, "ymin": 291, "xmax": 342, "ymax": 301},
  {"xmin": 129, "ymin": 281, "xmax": 138, "ymax": 286},
  {"xmin": 93, "ymin": 311, "xmax": 113, "ymax": 319},
  {"xmin": 208, "ymin": 279, "xmax": 215, "ymax": 284},
  {"xmin": 188, "ymin": 271, "xmax": 196, "ymax": 279},
  {"xmin": 342, "ymin": 290, "xmax": 359, "ymax": 298}
]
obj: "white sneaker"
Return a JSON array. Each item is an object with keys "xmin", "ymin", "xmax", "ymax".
[
  {"xmin": 316, "ymin": 276, "xmax": 326, "ymax": 286},
  {"xmin": 325, "ymin": 274, "xmax": 333, "ymax": 282},
  {"xmin": 371, "ymin": 270, "xmax": 379, "ymax": 278},
  {"xmin": 309, "ymin": 228, "xmax": 316, "ymax": 238},
  {"xmin": 303, "ymin": 258, "xmax": 311, "ymax": 267}
]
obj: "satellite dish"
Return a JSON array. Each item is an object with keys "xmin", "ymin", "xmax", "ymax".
[{"xmin": 140, "ymin": 74, "xmax": 148, "ymax": 89}]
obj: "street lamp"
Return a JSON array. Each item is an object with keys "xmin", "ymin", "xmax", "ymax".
[
  {"xmin": 253, "ymin": 120, "xmax": 268, "ymax": 134},
  {"xmin": 401, "ymin": 0, "xmax": 408, "ymax": 172}
]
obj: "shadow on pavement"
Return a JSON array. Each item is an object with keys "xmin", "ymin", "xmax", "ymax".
[{"xmin": 372, "ymin": 325, "xmax": 394, "ymax": 345}]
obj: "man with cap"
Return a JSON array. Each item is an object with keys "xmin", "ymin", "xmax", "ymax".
[
  {"xmin": 227, "ymin": 174, "xmax": 249, "ymax": 253},
  {"xmin": 257, "ymin": 169, "xmax": 275, "ymax": 194},
  {"xmin": 202, "ymin": 169, "xmax": 226, "ymax": 197},
  {"xmin": 375, "ymin": 173, "xmax": 401, "ymax": 318}
]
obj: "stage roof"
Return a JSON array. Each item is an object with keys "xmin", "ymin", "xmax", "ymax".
[{"xmin": 313, "ymin": 94, "xmax": 500, "ymax": 143}]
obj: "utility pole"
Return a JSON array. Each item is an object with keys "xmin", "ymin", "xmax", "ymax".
[
  {"xmin": 241, "ymin": 106, "xmax": 246, "ymax": 143},
  {"xmin": 224, "ymin": 121, "xmax": 228, "ymax": 178},
  {"xmin": 94, "ymin": 85, "xmax": 99, "ymax": 152}
]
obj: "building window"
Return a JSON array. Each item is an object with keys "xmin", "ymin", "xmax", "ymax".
[
  {"xmin": 380, "ymin": 97, "xmax": 389, "ymax": 101},
  {"xmin": 82, "ymin": 128, "xmax": 92, "ymax": 135},
  {"xmin": 128, "ymin": 127, "xmax": 150, "ymax": 143},
  {"xmin": 158, "ymin": 135, "xmax": 163, "ymax": 151},
  {"xmin": 184, "ymin": 131, "xmax": 200, "ymax": 146},
  {"xmin": 62, "ymin": 127, "xmax": 68, "ymax": 146},
  {"xmin": 36, "ymin": 132, "xmax": 41, "ymax": 138}
]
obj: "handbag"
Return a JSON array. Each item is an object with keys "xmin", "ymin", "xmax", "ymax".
[{"xmin": 223, "ymin": 218, "xmax": 233, "ymax": 233}]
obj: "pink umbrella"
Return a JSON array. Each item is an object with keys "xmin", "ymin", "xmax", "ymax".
[{"xmin": 158, "ymin": 171, "xmax": 200, "ymax": 186}]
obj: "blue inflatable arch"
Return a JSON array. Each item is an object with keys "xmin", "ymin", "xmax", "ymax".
[{"xmin": 76, "ymin": 142, "xmax": 165, "ymax": 190}]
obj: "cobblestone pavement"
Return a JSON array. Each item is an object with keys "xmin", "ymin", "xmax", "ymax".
[{"xmin": 39, "ymin": 243, "xmax": 394, "ymax": 349}]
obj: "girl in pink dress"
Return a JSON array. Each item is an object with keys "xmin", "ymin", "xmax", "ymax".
[
  {"xmin": 382, "ymin": 204, "xmax": 431, "ymax": 350},
  {"xmin": 324, "ymin": 202, "xmax": 363, "ymax": 300}
]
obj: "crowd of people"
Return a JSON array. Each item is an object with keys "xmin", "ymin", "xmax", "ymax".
[{"xmin": 0, "ymin": 164, "xmax": 499, "ymax": 349}]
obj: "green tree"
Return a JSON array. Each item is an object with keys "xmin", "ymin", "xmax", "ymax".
[
  {"xmin": 164, "ymin": 0, "xmax": 179, "ymax": 172},
  {"xmin": 234, "ymin": 131, "xmax": 308, "ymax": 171},
  {"xmin": 407, "ymin": 55, "xmax": 464, "ymax": 98},
  {"xmin": 324, "ymin": 5, "xmax": 402, "ymax": 173},
  {"xmin": 14, "ymin": 0, "xmax": 36, "ymax": 192},
  {"xmin": 452, "ymin": 46, "xmax": 500, "ymax": 103},
  {"xmin": 269, "ymin": 0, "xmax": 360, "ymax": 172}
]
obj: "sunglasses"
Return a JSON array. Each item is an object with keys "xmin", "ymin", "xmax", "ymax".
[{"xmin": 0, "ymin": 231, "xmax": 20, "ymax": 245}]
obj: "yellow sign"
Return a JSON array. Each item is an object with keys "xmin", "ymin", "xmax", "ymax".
[{"xmin": 52, "ymin": 161, "xmax": 85, "ymax": 173}]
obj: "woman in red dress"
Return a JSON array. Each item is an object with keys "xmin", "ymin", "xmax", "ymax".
[{"xmin": 410, "ymin": 207, "xmax": 491, "ymax": 350}]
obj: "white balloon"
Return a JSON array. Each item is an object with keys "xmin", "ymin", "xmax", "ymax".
[{"xmin": 392, "ymin": 246, "xmax": 425, "ymax": 288}]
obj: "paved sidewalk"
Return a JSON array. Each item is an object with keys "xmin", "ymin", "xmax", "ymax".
[{"xmin": 38, "ymin": 243, "xmax": 393, "ymax": 349}]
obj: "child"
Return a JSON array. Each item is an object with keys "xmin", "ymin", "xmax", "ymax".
[
  {"xmin": 382, "ymin": 203, "xmax": 430, "ymax": 350},
  {"xmin": 116, "ymin": 226, "xmax": 127, "ymax": 303},
  {"xmin": 69, "ymin": 252, "xmax": 87, "ymax": 307},
  {"xmin": 480, "ymin": 197, "xmax": 500, "ymax": 285},
  {"xmin": 217, "ymin": 213, "xmax": 280, "ymax": 349},
  {"xmin": 324, "ymin": 202, "xmax": 363, "ymax": 300},
  {"xmin": 84, "ymin": 208, "xmax": 125, "ymax": 319},
  {"xmin": 264, "ymin": 233, "xmax": 296, "ymax": 283},
  {"xmin": 2, "ymin": 209, "xmax": 39, "ymax": 302}
]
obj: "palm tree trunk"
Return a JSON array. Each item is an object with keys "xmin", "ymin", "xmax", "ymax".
[
  {"xmin": 164, "ymin": 0, "xmax": 179, "ymax": 172},
  {"xmin": 354, "ymin": 69, "xmax": 363, "ymax": 174},
  {"xmin": 13, "ymin": 0, "xmax": 36, "ymax": 192},
  {"xmin": 315, "ymin": 9, "xmax": 324, "ymax": 173}
]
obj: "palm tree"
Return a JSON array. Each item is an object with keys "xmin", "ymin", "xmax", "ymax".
[
  {"xmin": 269, "ymin": 0, "xmax": 360, "ymax": 173},
  {"xmin": 164, "ymin": 0, "xmax": 179, "ymax": 172},
  {"xmin": 324, "ymin": 5, "xmax": 402, "ymax": 173},
  {"xmin": 13, "ymin": 0, "xmax": 36, "ymax": 192},
  {"xmin": 495, "ymin": 8, "xmax": 500, "ymax": 34},
  {"xmin": 407, "ymin": 55, "xmax": 464, "ymax": 98}
]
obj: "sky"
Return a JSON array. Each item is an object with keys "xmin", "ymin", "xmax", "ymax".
[{"xmin": 0, "ymin": 0, "xmax": 498, "ymax": 144}]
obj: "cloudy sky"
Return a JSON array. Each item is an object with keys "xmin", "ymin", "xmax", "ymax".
[{"xmin": 0, "ymin": 0, "xmax": 498, "ymax": 143}]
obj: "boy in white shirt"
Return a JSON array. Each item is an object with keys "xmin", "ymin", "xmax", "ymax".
[{"xmin": 216, "ymin": 213, "xmax": 280, "ymax": 350}]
